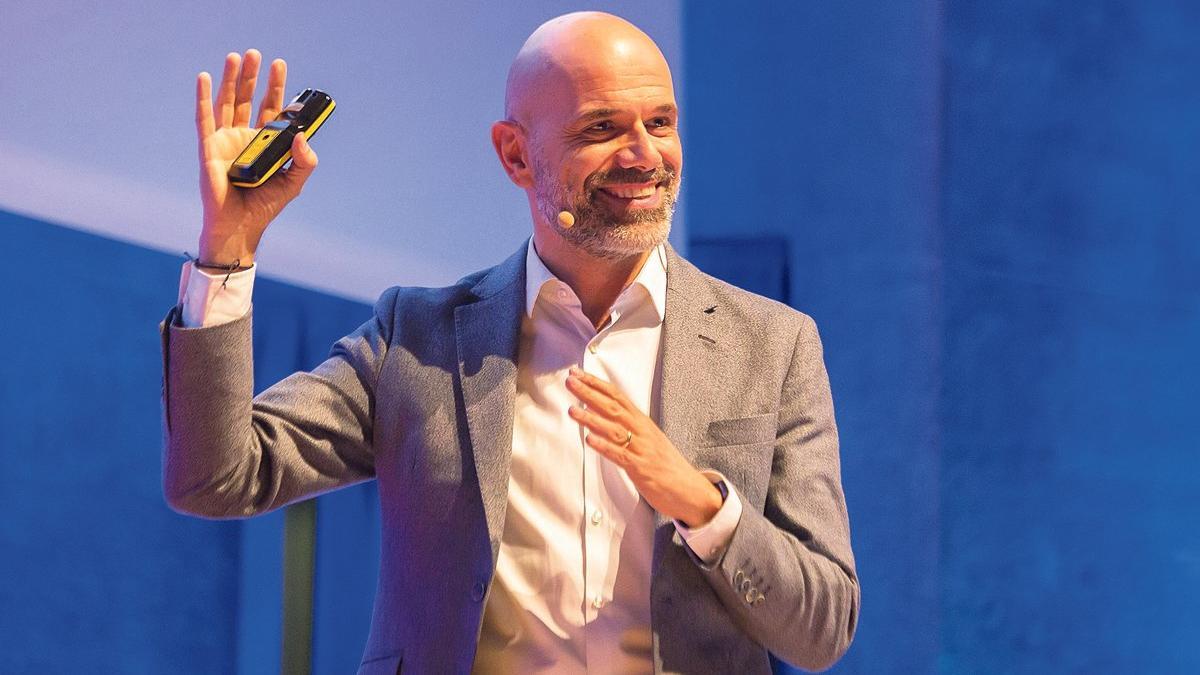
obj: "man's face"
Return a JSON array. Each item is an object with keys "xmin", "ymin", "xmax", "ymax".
[{"xmin": 526, "ymin": 48, "xmax": 683, "ymax": 259}]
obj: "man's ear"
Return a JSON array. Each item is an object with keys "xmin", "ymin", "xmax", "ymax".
[{"xmin": 491, "ymin": 120, "xmax": 534, "ymax": 189}]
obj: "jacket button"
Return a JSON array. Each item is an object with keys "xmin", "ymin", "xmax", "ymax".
[{"xmin": 471, "ymin": 582, "xmax": 486, "ymax": 602}]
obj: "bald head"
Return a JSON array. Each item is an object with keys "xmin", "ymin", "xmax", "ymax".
[
  {"xmin": 504, "ymin": 12, "xmax": 674, "ymax": 124},
  {"xmin": 491, "ymin": 12, "xmax": 682, "ymax": 261}
]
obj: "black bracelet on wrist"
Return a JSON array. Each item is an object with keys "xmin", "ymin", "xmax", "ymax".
[
  {"xmin": 185, "ymin": 252, "xmax": 253, "ymax": 272},
  {"xmin": 183, "ymin": 252, "xmax": 254, "ymax": 289}
]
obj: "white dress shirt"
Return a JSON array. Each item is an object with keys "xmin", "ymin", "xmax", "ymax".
[{"xmin": 176, "ymin": 241, "xmax": 742, "ymax": 673}]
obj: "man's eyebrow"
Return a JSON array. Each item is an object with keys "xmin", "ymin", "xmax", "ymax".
[
  {"xmin": 573, "ymin": 104, "xmax": 678, "ymax": 125},
  {"xmin": 575, "ymin": 108, "xmax": 621, "ymax": 124}
]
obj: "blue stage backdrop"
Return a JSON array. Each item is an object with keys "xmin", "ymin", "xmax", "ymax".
[
  {"xmin": 685, "ymin": 2, "xmax": 1200, "ymax": 673},
  {"xmin": 0, "ymin": 210, "xmax": 376, "ymax": 673},
  {"xmin": 938, "ymin": 3, "xmax": 1200, "ymax": 672}
]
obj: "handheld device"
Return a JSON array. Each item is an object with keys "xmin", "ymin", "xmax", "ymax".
[{"xmin": 228, "ymin": 88, "xmax": 336, "ymax": 188}]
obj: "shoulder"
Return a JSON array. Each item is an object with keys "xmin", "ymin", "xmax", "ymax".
[
  {"xmin": 667, "ymin": 247, "xmax": 818, "ymax": 339},
  {"xmin": 371, "ymin": 280, "xmax": 474, "ymax": 322},
  {"xmin": 369, "ymin": 242, "xmax": 527, "ymax": 336}
]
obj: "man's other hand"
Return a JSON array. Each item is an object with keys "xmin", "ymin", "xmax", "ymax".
[{"xmin": 566, "ymin": 366, "xmax": 723, "ymax": 527}]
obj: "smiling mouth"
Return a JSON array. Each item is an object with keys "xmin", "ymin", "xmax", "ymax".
[{"xmin": 597, "ymin": 182, "xmax": 662, "ymax": 200}]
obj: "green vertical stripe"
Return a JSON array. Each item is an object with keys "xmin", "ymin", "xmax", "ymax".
[{"xmin": 281, "ymin": 500, "xmax": 316, "ymax": 675}]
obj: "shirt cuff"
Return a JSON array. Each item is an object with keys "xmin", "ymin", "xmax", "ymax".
[
  {"xmin": 177, "ymin": 261, "xmax": 255, "ymax": 328},
  {"xmin": 673, "ymin": 470, "xmax": 743, "ymax": 565}
]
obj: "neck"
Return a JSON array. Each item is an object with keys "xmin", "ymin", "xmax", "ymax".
[{"xmin": 532, "ymin": 228, "xmax": 652, "ymax": 330}]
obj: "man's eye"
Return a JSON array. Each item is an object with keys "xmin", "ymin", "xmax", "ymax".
[
  {"xmin": 649, "ymin": 117, "xmax": 673, "ymax": 128},
  {"xmin": 589, "ymin": 121, "xmax": 614, "ymax": 132}
]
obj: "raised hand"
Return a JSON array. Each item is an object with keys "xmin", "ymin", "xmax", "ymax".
[{"xmin": 195, "ymin": 50, "xmax": 320, "ymax": 266}]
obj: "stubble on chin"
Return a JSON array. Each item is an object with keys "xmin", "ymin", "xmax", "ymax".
[{"xmin": 535, "ymin": 165, "xmax": 679, "ymax": 261}]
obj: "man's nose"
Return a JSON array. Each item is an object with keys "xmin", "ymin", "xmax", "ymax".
[{"xmin": 614, "ymin": 123, "xmax": 663, "ymax": 172}]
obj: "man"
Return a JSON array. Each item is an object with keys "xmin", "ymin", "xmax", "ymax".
[{"xmin": 163, "ymin": 12, "xmax": 858, "ymax": 674}]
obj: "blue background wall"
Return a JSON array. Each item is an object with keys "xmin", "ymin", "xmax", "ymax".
[
  {"xmin": 938, "ymin": 2, "xmax": 1200, "ymax": 671},
  {"xmin": 0, "ymin": 213, "xmax": 241, "ymax": 672},
  {"xmin": 685, "ymin": 2, "xmax": 944, "ymax": 671},
  {"xmin": 684, "ymin": 1, "xmax": 1200, "ymax": 673},
  {"xmin": 0, "ymin": 211, "xmax": 376, "ymax": 672},
  {"xmin": 2, "ymin": 1, "xmax": 1199, "ymax": 673}
]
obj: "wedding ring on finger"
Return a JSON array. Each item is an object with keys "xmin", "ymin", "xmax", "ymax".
[{"xmin": 621, "ymin": 429, "xmax": 633, "ymax": 448}]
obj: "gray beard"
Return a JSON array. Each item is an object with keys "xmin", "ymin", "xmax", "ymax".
[{"xmin": 535, "ymin": 164, "xmax": 678, "ymax": 261}]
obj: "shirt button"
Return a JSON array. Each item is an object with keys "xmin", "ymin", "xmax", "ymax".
[
  {"xmin": 557, "ymin": 289, "xmax": 568, "ymax": 299},
  {"xmin": 592, "ymin": 596, "xmax": 605, "ymax": 609},
  {"xmin": 590, "ymin": 509, "xmax": 603, "ymax": 526},
  {"xmin": 471, "ymin": 581, "xmax": 486, "ymax": 602},
  {"xmin": 588, "ymin": 343, "xmax": 598, "ymax": 354}
]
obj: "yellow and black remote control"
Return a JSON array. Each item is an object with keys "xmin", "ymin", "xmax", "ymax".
[{"xmin": 228, "ymin": 88, "xmax": 336, "ymax": 188}]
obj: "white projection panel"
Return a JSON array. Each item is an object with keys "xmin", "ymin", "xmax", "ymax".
[{"xmin": 0, "ymin": 1, "xmax": 683, "ymax": 301}]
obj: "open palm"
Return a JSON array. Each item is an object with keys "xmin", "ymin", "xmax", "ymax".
[{"xmin": 196, "ymin": 50, "xmax": 319, "ymax": 265}]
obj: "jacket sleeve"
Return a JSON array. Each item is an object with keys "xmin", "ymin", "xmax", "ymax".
[
  {"xmin": 160, "ymin": 287, "xmax": 399, "ymax": 519},
  {"xmin": 695, "ymin": 314, "xmax": 859, "ymax": 672}
]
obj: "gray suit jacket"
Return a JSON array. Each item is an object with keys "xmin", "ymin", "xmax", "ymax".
[{"xmin": 161, "ymin": 242, "xmax": 858, "ymax": 673}]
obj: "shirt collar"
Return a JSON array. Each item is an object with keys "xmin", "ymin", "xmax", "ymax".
[{"xmin": 524, "ymin": 238, "xmax": 667, "ymax": 324}]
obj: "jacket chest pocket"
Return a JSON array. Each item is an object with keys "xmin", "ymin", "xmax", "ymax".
[
  {"xmin": 692, "ymin": 413, "xmax": 777, "ymax": 509},
  {"xmin": 701, "ymin": 412, "xmax": 778, "ymax": 448}
]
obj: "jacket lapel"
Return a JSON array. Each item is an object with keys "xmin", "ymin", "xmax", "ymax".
[
  {"xmin": 454, "ymin": 242, "xmax": 527, "ymax": 558},
  {"xmin": 654, "ymin": 245, "xmax": 723, "ymax": 530},
  {"xmin": 651, "ymin": 246, "xmax": 731, "ymax": 669}
]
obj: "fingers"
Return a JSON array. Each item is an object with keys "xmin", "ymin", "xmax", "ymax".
[
  {"xmin": 215, "ymin": 52, "xmax": 241, "ymax": 129},
  {"xmin": 256, "ymin": 58, "xmax": 288, "ymax": 127},
  {"xmin": 565, "ymin": 368, "xmax": 641, "ymax": 469},
  {"xmin": 583, "ymin": 426, "xmax": 630, "ymax": 468},
  {"xmin": 195, "ymin": 71, "xmax": 215, "ymax": 140},
  {"xmin": 569, "ymin": 366, "xmax": 628, "ymax": 401},
  {"xmin": 211, "ymin": 50, "xmax": 284, "ymax": 130},
  {"xmin": 569, "ymin": 404, "xmax": 631, "ymax": 446},
  {"xmin": 232, "ymin": 49, "xmax": 262, "ymax": 127},
  {"xmin": 279, "ymin": 133, "xmax": 319, "ymax": 194},
  {"xmin": 566, "ymin": 368, "xmax": 631, "ymax": 418}
]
